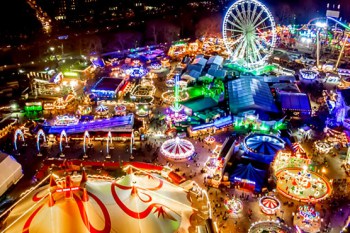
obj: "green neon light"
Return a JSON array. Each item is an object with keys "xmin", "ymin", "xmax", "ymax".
[{"xmin": 63, "ymin": 71, "xmax": 78, "ymax": 77}]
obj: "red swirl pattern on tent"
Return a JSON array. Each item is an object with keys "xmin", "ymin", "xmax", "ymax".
[
  {"xmin": 22, "ymin": 183, "xmax": 111, "ymax": 233},
  {"xmin": 3, "ymin": 165, "xmax": 195, "ymax": 233},
  {"xmin": 110, "ymin": 176, "xmax": 169, "ymax": 219},
  {"xmin": 259, "ymin": 196, "xmax": 280, "ymax": 215},
  {"xmin": 261, "ymin": 198, "xmax": 278, "ymax": 208}
]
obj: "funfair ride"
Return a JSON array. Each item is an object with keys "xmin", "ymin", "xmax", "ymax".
[
  {"xmin": 222, "ymin": 0, "xmax": 277, "ymax": 71},
  {"xmin": 166, "ymin": 73, "xmax": 188, "ymax": 123}
]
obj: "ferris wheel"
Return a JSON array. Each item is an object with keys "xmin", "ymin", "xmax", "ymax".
[{"xmin": 223, "ymin": 0, "xmax": 277, "ymax": 69}]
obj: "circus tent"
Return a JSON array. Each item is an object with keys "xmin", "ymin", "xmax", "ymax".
[
  {"xmin": 230, "ymin": 163, "xmax": 267, "ymax": 192},
  {"xmin": 243, "ymin": 133, "xmax": 285, "ymax": 164},
  {"xmin": 2, "ymin": 169, "xmax": 196, "ymax": 233}
]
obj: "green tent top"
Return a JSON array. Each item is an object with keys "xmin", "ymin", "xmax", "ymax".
[{"xmin": 181, "ymin": 96, "xmax": 218, "ymax": 113}]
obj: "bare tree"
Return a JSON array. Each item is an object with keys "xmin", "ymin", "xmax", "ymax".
[{"xmin": 145, "ymin": 20, "xmax": 180, "ymax": 45}]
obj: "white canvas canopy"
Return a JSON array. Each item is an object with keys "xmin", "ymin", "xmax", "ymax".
[
  {"xmin": 0, "ymin": 152, "xmax": 22, "ymax": 197},
  {"xmin": 3, "ymin": 169, "xmax": 196, "ymax": 233}
]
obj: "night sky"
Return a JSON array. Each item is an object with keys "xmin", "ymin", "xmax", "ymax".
[{"xmin": 0, "ymin": 0, "xmax": 349, "ymax": 38}]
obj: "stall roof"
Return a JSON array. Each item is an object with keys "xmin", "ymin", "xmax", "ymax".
[{"xmin": 280, "ymin": 93, "xmax": 311, "ymax": 111}]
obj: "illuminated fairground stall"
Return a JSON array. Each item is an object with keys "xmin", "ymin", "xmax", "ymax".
[
  {"xmin": 293, "ymin": 205, "xmax": 321, "ymax": 233},
  {"xmin": 161, "ymin": 57, "xmax": 170, "ymax": 68},
  {"xmin": 135, "ymin": 103, "xmax": 151, "ymax": 117},
  {"xmin": 160, "ymin": 137, "xmax": 195, "ymax": 161},
  {"xmin": 233, "ymin": 114, "xmax": 287, "ymax": 133},
  {"xmin": 276, "ymin": 166, "xmax": 332, "ymax": 202},
  {"xmin": 54, "ymin": 115, "xmax": 79, "ymax": 126},
  {"xmin": 114, "ymin": 105, "xmax": 127, "ymax": 116},
  {"xmin": 130, "ymin": 79, "xmax": 156, "ymax": 105},
  {"xmin": 299, "ymin": 68, "xmax": 319, "ymax": 81},
  {"xmin": 168, "ymin": 40, "xmax": 189, "ymax": 59},
  {"xmin": 91, "ymin": 77, "xmax": 127, "ymax": 99},
  {"xmin": 122, "ymin": 59, "xmax": 149, "ymax": 79},
  {"xmin": 76, "ymin": 105, "xmax": 92, "ymax": 116},
  {"xmin": 272, "ymin": 143, "xmax": 310, "ymax": 173}
]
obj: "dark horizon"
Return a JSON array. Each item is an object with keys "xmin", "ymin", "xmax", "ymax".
[{"xmin": 0, "ymin": 0, "xmax": 349, "ymax": 45}]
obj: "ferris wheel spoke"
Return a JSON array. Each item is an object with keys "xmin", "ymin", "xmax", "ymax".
[
  {"xmin": 235, "ymin": 8, "xmax": 247, "ymax": 28},
  {"xmin": 227, "ymin": 35, "xmax": 244, "ymax": 49},
  {"xmin": 226, "ymin": 28, "xmax": 243, "ymax": 33},
  {"xmin": 246, "ymin": 38, "xmax": 257, "ymax": 63},
  {"xmin": 246, "ymin": 40, "xmax": 254, "ymax": 64},
  {"xmin": 250, "ymin": 4, "xmax": 258, "ymax": 24},
  {"xmin": 238, "ymin": 40, "xmax": 247, "ymax": 59},
  {"xmin": 254, "ymin": 16, "xmax": 270, "ymax": 29},
  {"xmin": 254, "ymin": 39, "xmax": 269, "ymax": 57},
  {"xmin": 251, "ymin": 10, "xmax": 264, "ymax": 27},
  {"xmin": 229, "ymin": 12, "xmax": 244, "ymax": 28},
  {"xmin": 251, "ymin": 39, "xmax": 263, "ymax": 61},
  {"xmin": 246, "ymin": 2, "xmax": 252, "ymax": 24},
  {"xmin": 256, "ymin": 25, "xmax": 274, "ymax": 32},
  {"xmin": 226, "ymin": 19, "xmax": 244, "ymax": 31},
  {"xmin": 232, "ymin": 39, "xmax": 245, "ymax": 58},
  {"xmin": 240, "ymin": 3, "xmax": 249, "ymax": 25}
]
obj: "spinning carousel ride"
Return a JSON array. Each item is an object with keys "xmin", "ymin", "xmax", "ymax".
[
  {"xmin": 95, "ymin": 104, "xmax": 109, "ymax": 118},
  {"xmin": 259, "ymin": 196, "xmax": 280, "ymax": 215},
  {"xmin": 224, "ymin": 198, "xmax": 243, "ymax": 216},
  {"xmin": 276, "ymin": 167, "xmax": 332, "ymax": 202},
  {"xmin": 161, "ymin": 137, "xmax": 195, "ymax": 161},
  {"xmin": 243, "ymin": 133, "xmax": 285, "ymax": 164},
  {"xmin": 294, "ymin": 205, "xmax": 321, "ymax": 233}
]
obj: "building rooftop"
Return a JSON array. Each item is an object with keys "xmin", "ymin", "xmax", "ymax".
[
  {"xmin": 92, "ymin": 77, "xmax": 124, "ymax": 92},
  {"xmin": 228, "ymin": 78, "xmax": 278, "ymax": 114},
  {"xmin": 181, "ymin": 96, "xmax": 218, "ymax": 112},
  {"xmin": 280, "ymin": 93, "xmax": 311, "ymax": 112}
]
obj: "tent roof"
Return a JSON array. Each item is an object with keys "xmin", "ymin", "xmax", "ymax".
[
  {"xmin": 280, "ymin": 93, "xmax": 311, "ymax": 111},
  {"xmin": 3, "ymin": 171, "xmax": 195, "ymax": 233},
  {"xmin": 228, "ymin": 78, "xmax": 278, "ymax": 114},
  {"xmin": 230, "ymin": 163, "xmax": 267, "ymax": 192},
  {"xmin": 181, "ymin": 97, "xmax": 218, "ymax": 112}
]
